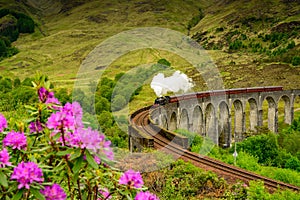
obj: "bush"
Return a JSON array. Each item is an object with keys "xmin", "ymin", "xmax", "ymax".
[
  {"xmin": 0, "ymin": 78, "xmax": 158, "ymax": 199},
  {"xmin": 229, "ymin": 39, "xmax": 244, "ymax": 50},
  {"xmin": 17, "ymin": 17, "xmax": 35, "ymax": 33},
  {"xmin": 291, "ymin": 56, "xmax": 300, "ymax": 66},
  {"xmin": 259, "ymin": 167, "xmax": 300, "ymax": 187},
  {"xmin": 285, "ymin": 156, "xmax": 300, "ymax": 171},
  {"xmin": 238, "ymin": 133, "xmax": 279, "ymax": 165},
  {"xmin": 287, "ymin": 40, "xmax": 295, "ymax": 49},
  {"xmin": 159, "ymin": 160, "xmax": 227, "ymax": 199},
  {"xmin": 111, "ymin": 94, "xmax": 127, "ymax": 111},
  {"xmin": 157, "ymin": 58, "xmax": 171, "ymax": 67},
  {"xmin": 247, "ymin": 180, "xmax": 270, "ymax": 200}
]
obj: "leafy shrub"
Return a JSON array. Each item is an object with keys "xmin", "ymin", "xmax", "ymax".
[
  {"xmin": 236, "ymin": 151, "xmax": 261, "ymax": 171},
  {"xmin": 0, "ymin": 9, "xmax": 9, "ymax": 18},
  {"xmin": 17, "ymin": 17, "xmax": 35, "ymax": 33},
  {"xmin": 215, "ymin": 27, "xmax": 224, "ymax": 32},
  {"xmin": 259, "ymin": 167, "xmax": 300, "ymax": 187},
  {"xmin": 287, "ymin": 40, "xmax": 295, "ymax": 49},
  {"xmin": 285, "ymin": 156, "xmax": 300, "ymax": 171},
  {"xmin": 237, "ymin": 133, "xmax": 279, "ymax": 165},
  {"xmin": 159, "ymin": 160, "xmax": 227, "ymax": 199},
  {"xmin": 0, "ymin": 75, "xmax": 158, "ymax": 199},
  {"xmin": 229, "ymin": 39, "xmax": 244, "ymax": 50},
  {"xmin": 95, "ymin": 96, "xmax": 110, "ymax": 113},
  {"xmin": 247, "ymin": 180, "xmax": 270, "ymax": 200},
  {"xmin": 157, "ymin": 58, "xmax": 171, "ymax": 67},
  {"xmin": 111, "ymin": 94, "xmax": 127, "ymax": 111},
  {"xmin": 291, "ymin": 56, "xmax": 300, "ymax": 66}
]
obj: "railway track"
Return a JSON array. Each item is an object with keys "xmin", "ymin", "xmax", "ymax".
[{"xmin": 130, "ymin": 107, "xmax": 300, "ymax": 192}]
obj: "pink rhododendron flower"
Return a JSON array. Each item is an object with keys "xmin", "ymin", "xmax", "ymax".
[
  {"xmin": 47, "ymin": 101, "xmax": 113, "ymax": 161},
  {"xmin": 0, "ymin": 113, "xmax": 7, "ymax": 132},
  {"xmin": 70, "ymin": 128, "xmax": 114, "ymax": 161},
  {"xmin": 0, "ymin": 148, "xmax": 10, "ymax": 168},
  {"xmin": 135, "ymin": 191, "xmax": 160, "ymax": 200},
  {"xmin": 38, "ymin": 87, "xmax": 60, "ymax": 105},
  {"xmin": 61, "ymin": 102, "xmax": 83, "ymax": 129},
  {"xmin": 29, "ymin": 120, "xmax": 43, "ymax": 133},
  {"xmin": 119, "ymin": 169, "xmax": 144, "ymax": 189},
  {"xmin": 47, "ymin": 110, "xmax": 75, "ymax": 131},
  {"xmin": 3, "ymin": 131, "xmax": 27, "ymax": 150},
  {"xmin": 11, "ymin": 162, "xmax": 43, "ymax": 189},
  {"xmin": 98, "ymin": 188, "xmax": 111, "ymax": 200},
  {"xmin": 135, "ymin": 191, "xmax": 159, "ymax": 200},
  {"xmin": 40, "ymin": 183, "xmax": 67, "ymax": 200},
  {"xmin": 47, "ymin": 102, "xmax": 84, "ymax": 133}
]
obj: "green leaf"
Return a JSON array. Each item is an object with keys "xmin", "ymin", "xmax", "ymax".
[
  {"xmin": 85, "ymin": 150, "xmax": 98, "ymax": 169},
  {"xmin": 126, "ymin": 194, "xmax": 133, "ymax": 200},
  {"xmin": 53, "ymin": 160, "xmax": 65, "ymax": 171},
  {"xmin": 0, "ymin": 171, "xmax": 8, "ymax": 188},
  {"xmin": 24, "ymin": 105, "xmax": 37, "ymax": 111},
  {"xmin": 56, "ymin": 148, "xmax": 73, "ymax": 156},
  {"xmin": 52, "ymin": 132, "xmax": 61, "ymax": 141},
  {"xmin": 31, "ymin": 81, "xmax": 37, "ymax": 88},
  {"xmin": 12, "ymin": 190, "xmax": 23, "ymax": 200},
  {"xmin": 69, "ymin": 148, "xmax": 82, "ymax": 160},
  {"xmin": 72, "ymin": 172, "xmax": 79, "ymax": 183},
  {"xmin": 30, "ymin": 188, "xmax": 46, "ymax": 200},
  {"xmin": 72, "ymin": 156, "xmax": 83, "ymax": 174},
  {"xmin": 30, "ymin": 146, "xmax": 51, "ymax": 153}
]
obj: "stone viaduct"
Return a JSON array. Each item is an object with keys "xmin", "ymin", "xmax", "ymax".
[{"xmin": 150, "ymin": 87, "xmax": 300, "ymax": 147}]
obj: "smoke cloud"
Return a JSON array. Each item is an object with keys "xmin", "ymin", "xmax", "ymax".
[{"xmin": 151, "ymin": 71, "xmax": 194, "ymax": 97}]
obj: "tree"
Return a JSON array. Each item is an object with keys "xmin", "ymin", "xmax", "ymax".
[
  {"xmin": 95, "ymin": 97, "xmax": 110, "ymax": 113},
  {"xmin": 17, "ymin": 17, "xmax": 35, "ymax": 33},
  {"xmin": 111, "ymin": 95, "xmax": 127, "ymax": 111}
]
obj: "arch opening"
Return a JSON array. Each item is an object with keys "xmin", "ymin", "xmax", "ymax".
[
  {"xmin": 218, "ymin": 102, "xmax": 230, "ymax": 147},
  {"xmin": 205, "ymin": 103, "xmax": 217, "ymax": 143},
  {"xmin": 278, "ymin": 95, "xmax": 291, "ymax": 128},
  {"xmin": 192, "ymin": 106, "xmax": 203, "ymax": 136},
  {"xmin": 179, "ymin": 109, "xmax": 189, "ymax": 131},
  {"xmin": 161, "ymin": 115, "xmax": 168, "ymax": 130},
  {"xmin": 293, "ymin": 95, "xmax": 300, "ymax": 122},
  {"xmin": 169, "ymin": 112, "xmax": 177, "ymax": 131},
  {"xmin": 231, "ymin": 100, "xmax": 244, "ymax": 142},
  {"xmin": 265, "ymin": 96, "xmax": 277, "ymax": 133},
  {"xmin": 245, "ymin": 98, "xmax": 258, "ymax": 134}
]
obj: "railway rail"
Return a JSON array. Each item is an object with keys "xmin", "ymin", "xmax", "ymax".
[{"xmin": 130, "ymin": 107, "xmax": 300, "ymax": 192}]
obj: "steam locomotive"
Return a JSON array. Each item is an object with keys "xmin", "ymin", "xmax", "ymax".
[
  {"xmin": 154, "ymin": 86, "xmax": 283, "ymax": 106},
  {"xmin": 154, "ymin": 96, "xmax": 170, "ymax": 105}
]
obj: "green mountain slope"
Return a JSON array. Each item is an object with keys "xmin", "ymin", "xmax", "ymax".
[
  {"xmin": 0, "ymin": 0, "xmax": 207, "ymax": 86},
  {"xmin": 0, "ymin": 0, "xmax": 299, "ymax": 90},
  {"xmin": 190, "ymin": 0, "xmax": 300, "ymax": 89}
]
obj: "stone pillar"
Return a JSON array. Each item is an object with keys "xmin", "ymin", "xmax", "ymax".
[
  {"xmin": 214, "ymin": 116, "xmax": 219, "ymax": 144},
  {"xmin": 274, "ymin": 107, "xmax": 278, "ymax": 133},
  {"xmin": 228, "ymin": 115, "xmax": 232, "ymax": 147},
  {"xmin": 286, "ymin": 93, "xmax": 294, "ymax": 125},
  {"xmin": 291, "ymin": 106, "xmax": 294, "ymax": 124},
  {"xmin": 242, "ymin": 111, "xmax": 246, "ymax": 136},
  {"xmin": 258, "ymin": 109, "xmax": 263, "ymax": 127}
]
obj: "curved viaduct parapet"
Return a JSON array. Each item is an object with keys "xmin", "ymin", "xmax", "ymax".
[{"xmin": 150, "ymin": 87, "xmax": 300, "ymax": 146}]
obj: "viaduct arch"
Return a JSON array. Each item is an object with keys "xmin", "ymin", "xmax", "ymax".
[{"xmin": 151, "ymin": 88, "xmax": 300, "ymax": 146}]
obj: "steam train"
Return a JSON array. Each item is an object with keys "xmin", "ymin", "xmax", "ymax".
[{"xmin": 154, "ymin": 86, "xmax": 283, "ymax": 106}]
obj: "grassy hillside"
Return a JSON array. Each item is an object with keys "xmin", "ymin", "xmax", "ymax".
[
  {"xmin": 191, "ymin": 0, "xmax": 300, "ymax": 89},
  {"xmin": 0, "ymin": 0, "xmax": 300, "ymax": 99},
  {"xmin": 0, "ymin": 0, "xmax": 208, "ymax": 87}
]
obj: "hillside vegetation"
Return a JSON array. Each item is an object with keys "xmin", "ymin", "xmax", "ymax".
[{"xmin": 0, "ymin": 0, "xmax": 299, "ymax": 92}]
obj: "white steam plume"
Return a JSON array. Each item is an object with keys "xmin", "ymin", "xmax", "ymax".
[{"xmin": 150, "ymin": 71, "xmax": 194, "ymax": 97}]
